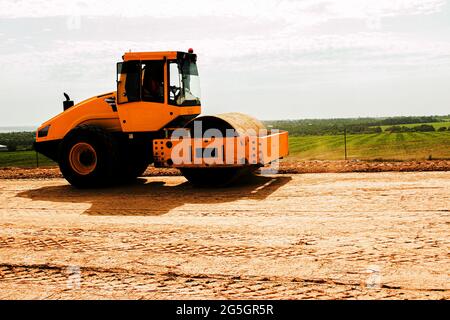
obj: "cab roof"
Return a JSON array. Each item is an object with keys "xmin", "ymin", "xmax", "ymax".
[{"xmin": 122, "ymin": 51, "xmax": 193, "ymax": 61}]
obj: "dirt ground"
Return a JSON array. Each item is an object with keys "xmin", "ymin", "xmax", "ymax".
[
  {"xmin": 0, "ymin": 171, "xmax": 449, "ymax": 299},
  {"xmin": 2, "ymin": 159, "xmax": 450, "ymax": 179}
]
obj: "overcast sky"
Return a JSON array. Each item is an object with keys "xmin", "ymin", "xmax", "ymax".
[{"xmin": 1, "ymin": 0, "xmax": 450, "ymax": 126}]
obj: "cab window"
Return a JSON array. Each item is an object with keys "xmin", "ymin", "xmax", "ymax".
[
  {"xmin": 117, "ymin": 60, "xmax": 165, "ymax": 104},
  {"xmin": 117, "ymin": 61, "xmax": 140, "ymax": 104},
  {"xmin": 141, "ymin": 61, "xmax": 164, "ymax": 103}
]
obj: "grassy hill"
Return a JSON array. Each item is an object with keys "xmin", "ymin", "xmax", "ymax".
[
  {"xmin": 1, "ymin": 131, "xmax": 449, "ymax": 167},
  {"xmin": 0, "ymin": 151, "xmax": 55, "ymax": 167},
  {"xmin": 289, "ymin": 131, "xmax": 450, "ymax": 160}
]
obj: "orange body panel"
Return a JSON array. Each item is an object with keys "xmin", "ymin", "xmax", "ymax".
[
  {"xmin": 36, "ymin": 92, "xmax": 120, "ymax": 143},
  {"xmin": 123, "ymin": 51, "xmax": 178, "ymax": 61},
  {"xmin": 250, "ymin": 130, "xmax": 289, "ymax": 165},
  {"xmin": 117, "ymin": 103, "xmax": 200, "ymax": 132},
  {"xmin": 153, "ymin": 130, "xmax": 289, "ymax": 168}
]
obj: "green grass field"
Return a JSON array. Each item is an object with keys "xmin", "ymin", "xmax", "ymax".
[
  {"xmin": 0, "ymin": 131, "xmax": 449, "ymax": 167},
  {"xmin": 0, "ymin": 151, "xmax": 55, "ymax": 167},
  {"xmin": 289, "ymin": 131, "xmax": 450, "ymax": 160}
]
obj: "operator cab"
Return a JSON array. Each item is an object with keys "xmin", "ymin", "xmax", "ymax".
[{"xmin": 117, "ymin": 51, "xmax": 201, "ymax": 107}]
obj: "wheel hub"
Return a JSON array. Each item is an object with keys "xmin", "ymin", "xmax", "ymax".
[{"xmin": 69, "ymin": 142, "xmax": 97, "ymax": 175}]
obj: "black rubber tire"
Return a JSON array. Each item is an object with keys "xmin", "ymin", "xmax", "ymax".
[
  {"xmin": 58, "ymin": 125, "xmax": 120, "ymax": 188},
  {"xmin": 118, "ymin": 155, "xmax": 150, "ymax": 182},
  {"xmin": 117, "ymin": 140, "xmax": 152, "ymax": 182},
  {"xmin": 180, "ymin": 167, "xmax": 254, "ymax": 187},
  {"xmin": 123, "ymin": 157, "xmax": 149, "ymax": 179}
]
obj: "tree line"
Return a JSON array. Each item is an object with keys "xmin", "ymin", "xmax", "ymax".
[
  {"xmin": 0, "ymin": 132, "xmax": 36, "ymax": 151},
  {"xmin": 385, "ymin": 124, "xmax": 450, "ymax": 133},
  {"xmin": 265, "ymin": 115, "xmax": 449, "ymax": 136}
]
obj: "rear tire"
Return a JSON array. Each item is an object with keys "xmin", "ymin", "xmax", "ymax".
[
  {"xmin": 59, "ymin": 125, "xmax": 119, "ymax": 188},
  {"xmin": 180, "ymin": 167, "xmax": 253, "ymax": 187},
  {"xmin": 117, "ymin": 139, "xmax": 152, "ymax": 182}
]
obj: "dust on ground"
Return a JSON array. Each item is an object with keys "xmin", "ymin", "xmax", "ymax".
[{"xmin": 0, "ymin": 171, "xmax": 448, "ymax": 299}]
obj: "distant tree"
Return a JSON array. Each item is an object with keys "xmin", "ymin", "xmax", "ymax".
[
  {"xmin": 0, "ymin": 131, "xmax": 35, "ymax": 150},
  {"xmin": 385, "ymin": 126, "xmax": 403, "ymax": 133},
  {"xmin": 438, "ymin": 127, "xmax": 447, "ymax": 132},
  {"xmin": 6, "ymin": 142, "xmax": 17, "ymax": 151},
  {"xmin": 372, "ymin": 127, "xmax": 382, "ymax": 133},
  {"xmin": 412, "ymin": 124, "xmax": 435, "ymax": 132}
]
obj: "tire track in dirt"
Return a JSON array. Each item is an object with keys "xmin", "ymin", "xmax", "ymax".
[
  {"xmin": 0, "ymin": 235, "xmax": 316, "ymax": 259},
  {"xmin": 1, "ymin": 233, "xmax": 446, "ymax": 271},
  {"xmin": 0, "ymin": 263, "xmax": 445, "ymax": 300}
]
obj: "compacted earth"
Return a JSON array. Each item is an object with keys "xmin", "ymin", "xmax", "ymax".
[
  {"xmin": 1, "ymin": 159, "xmax": 450, "ymax": 179},
  {"xmin": 0, "ymin": 166, "xmax": 448, "ymax": 299}
]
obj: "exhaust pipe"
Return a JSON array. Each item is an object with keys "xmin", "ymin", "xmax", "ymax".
[{"xmin": 63, "ymin": 92, "xmax": 74, "ymax": 111}]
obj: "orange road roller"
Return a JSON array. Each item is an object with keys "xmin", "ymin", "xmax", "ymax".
[{"xmin": 34, "ymin": 49, "xmax": 288, "ymax": 187}]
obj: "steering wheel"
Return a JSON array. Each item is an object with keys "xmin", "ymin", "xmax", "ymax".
[{"xmin": 169, "ymin": 86, "xmax": 181, "ymax": 100}]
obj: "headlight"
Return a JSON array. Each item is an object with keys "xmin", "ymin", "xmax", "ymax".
[{"xmin": 37, "ymin": 125, "xmax": 50, "ymax": 138}]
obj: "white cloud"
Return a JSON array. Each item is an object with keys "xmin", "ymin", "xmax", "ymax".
[
  {"xmin": 0, "ymin": 0, "xmax": 445, "ymax": 27},
  {"xmin": 1, "ymin": 0, "xmax": 448, "ymax": 76},
  {"xmin": 2, "ymin": 32, "xmax": 450, "ymax": 80}
]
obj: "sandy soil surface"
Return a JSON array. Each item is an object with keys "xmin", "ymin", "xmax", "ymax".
[
  {"xmin": 0, "ymin": 172, "xmax": 449, "ymax": 299},
  {"xmin": 1, "ymin": 159, "xmax": 449, "ymax": 179}
]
